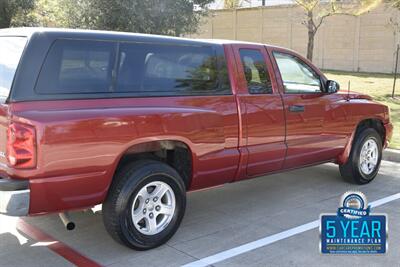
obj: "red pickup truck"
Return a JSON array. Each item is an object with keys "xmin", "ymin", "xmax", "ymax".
[{"xmin": 0, "ymin": 28, "xmax": 393, "ymax": 250}]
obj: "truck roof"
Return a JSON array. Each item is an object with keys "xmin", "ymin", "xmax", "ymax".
[{"xmin": 0, "ymin": 27, "xmax": 277, "ymax": 48}]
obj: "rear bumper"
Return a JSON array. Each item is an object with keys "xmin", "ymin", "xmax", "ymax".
[
  {"xmin": 384, "ymin": 122, "xmax": 394, "ymax": 148},
  {"xmin": 0, "ymin": 178, "xmax": 30, "ymax": 216}
]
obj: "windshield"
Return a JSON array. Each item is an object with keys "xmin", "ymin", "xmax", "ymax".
[{"xmin": 0, "ymin": 37, "xmax": 27, "ymax": 101}]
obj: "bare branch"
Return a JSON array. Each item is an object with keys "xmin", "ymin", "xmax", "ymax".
[
  {"xmin": 295, "ymin": 0, "xmax": 320, "ymax": 11},
  {"xmin": 310, "ymin": 1, "xmax": 319, "ymax": 10},
  {"xmin": 315, "ymin": 11, "xmax": 356, "ymax": 30},
  {"xmin": 294, "ymin": 0, "xmax": 310, "ymax": 11},
  {"xmin": 315, "ymin": 13, "xmax": 331, "ymax": 30}
]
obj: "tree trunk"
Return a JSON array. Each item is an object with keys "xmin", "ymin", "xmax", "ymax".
[
  {"xmin": 307, "ymin": 31, "xmax": 315, "ymax": 62},
  {"xmin": 306, "ymin": 10, "xmax": 315, "ymax": 62}
]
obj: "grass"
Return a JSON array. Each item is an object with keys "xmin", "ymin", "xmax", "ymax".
[{"xmin": 323, "ymin": 70, "xmax": 400, "ymax": 149}]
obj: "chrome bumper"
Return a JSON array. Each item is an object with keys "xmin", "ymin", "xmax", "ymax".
[{"xmin": 0, "ymin": 178, "xmax": 30, "ymax": 216}]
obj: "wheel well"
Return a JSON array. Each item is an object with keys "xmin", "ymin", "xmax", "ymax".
[
  {"xmin": 355, "ymin": 119, "xmax": 385, "ymax": 145},
  {"xmin": 115, "ymin": 140, "xmax": 192, "ymax": 189}
]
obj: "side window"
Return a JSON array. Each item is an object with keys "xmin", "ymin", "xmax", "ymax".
[
  {"xmin": 36, "ymin": 39, "xmax": 116, "ymax": 94},
  {"xmin": 35, "ymin": 39, "xmax": 231, "ymax": 97},
  {"xmin": 273, "ymin": 52, "xmax": 321, "ymax": 94},
  {"xmin": 239, "ymin": 49, "xmax": 272, "ymax": 94},
  {"xmin": 116, "ymin": 43, "xmax": 230, "ymax": 95}
]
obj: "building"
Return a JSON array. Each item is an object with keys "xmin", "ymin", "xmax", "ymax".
[
  {"xmin": 209, "ymin": 0, "xmax": 294, "ymax": 9},
  {"xmin": 208, "ymin": 0, "xmax": 361, "ymax": 9}
]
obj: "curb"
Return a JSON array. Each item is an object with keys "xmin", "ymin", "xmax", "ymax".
[{"xmin": 383, "ymin": 149, "xmax": 400, "ymax": 163}]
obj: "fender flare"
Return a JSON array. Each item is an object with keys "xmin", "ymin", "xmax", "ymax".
[{"xmin": 337, "ymin": 130, "xmax": 355, "ymax": 165}]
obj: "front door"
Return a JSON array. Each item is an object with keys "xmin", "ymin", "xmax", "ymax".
[{"xmin": 269, "ymin": 48, "xmax": 334, "ymax": 168}]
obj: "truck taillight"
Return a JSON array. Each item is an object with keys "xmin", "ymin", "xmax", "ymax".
[{"xmin": 7, "ymin": 122, "xmax": 36, "ymax": 168}]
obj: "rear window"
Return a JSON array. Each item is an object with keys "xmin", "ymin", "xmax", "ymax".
[
  {"xmin": 116, "ymin": 43, "xmax": 230, "ymax": 95},
  {"xmin": 36, "ymin": 39, "xmax": 231, "ymax": 97},
  {"xmin": 238, "ymin": 49, "xmax": 272, "ymax": 94},
  {"xmin": 36, "ymin": 39, "xmax": 116, "ymax": 94},
  {"xmin": 0, "ymin": 37, "xmax": 26, "ymax": 100}
]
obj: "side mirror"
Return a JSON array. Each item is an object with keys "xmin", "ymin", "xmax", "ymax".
[{"xmin": 326, "ymin": 80, "xmax": 340, "ymax": 94}]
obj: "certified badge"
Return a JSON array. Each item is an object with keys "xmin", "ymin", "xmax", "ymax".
[
  {"xmin": 338, "ymin": 191, "xmax": 370, "ymax": 219},
  {"xmin": 320, "ymin": 191, "xmax": 387, "ymax": 254}
]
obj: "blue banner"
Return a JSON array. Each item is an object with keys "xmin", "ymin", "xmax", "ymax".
[{"xmin": 320, "ymin": 214, "xmax": 386, "ymax": 254}]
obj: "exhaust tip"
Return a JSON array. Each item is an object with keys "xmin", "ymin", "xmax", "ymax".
[
  {"xmin": 59, "ymin": 212, "xmax": 75, "ymax": 231},
  {"xmin": 66, "ymin": 222, "xmax": 75, "ymax": 231}
]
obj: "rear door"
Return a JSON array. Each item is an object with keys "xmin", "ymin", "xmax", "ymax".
[{"xmin": 231, "ymin": 44, "xmax": 286, "ymax": 178}]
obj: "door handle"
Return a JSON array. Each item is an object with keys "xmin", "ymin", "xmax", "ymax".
[{"xmin": 289, "ymin": 105, "xmax": 305, "ymax": 112}]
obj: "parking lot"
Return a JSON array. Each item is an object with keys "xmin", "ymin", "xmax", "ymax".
[{"xmin": 1, "ymin": 160, "xmax": 399, "ymax": 267}]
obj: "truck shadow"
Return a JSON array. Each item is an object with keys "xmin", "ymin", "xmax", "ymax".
[{"xmin": 0, "ymin": 231, "xmax": 59, "ymax": 266}]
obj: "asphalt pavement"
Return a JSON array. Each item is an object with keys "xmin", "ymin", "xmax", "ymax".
[{"xmin": 1, "ymin": 160, "xmax": 399, "ymax": 267}]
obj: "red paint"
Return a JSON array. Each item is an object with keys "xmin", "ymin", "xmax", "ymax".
[
  {"xmin": 384, "ymin": 122, "xmax": 393, "ymax": 148},
  {"xmin": 17, "ymin": 219, "xmax": 102, "ymax": 267},
  {"xmin": 0, "ymin": 42, "xmax": 392, "ymax": 215},
  {"xmin": 230, "ymin": 44, "xmax": 286, "ymax": 178}
]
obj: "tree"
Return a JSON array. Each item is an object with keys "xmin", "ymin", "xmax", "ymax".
[
  {"xmin": 7, "ymin": 0, "xmax": 214, "ymax": 36},
  {"xmin": 0, "ymin": 0, "xmax": 35, "ymax": 28},
  {"xmin": 62, "ymin": 0, "xmax": 214, "ymax": 37},
  {"xmin": 224, "ymin": 0, "xmax": 243, "ymax": 9},
  {"xmin": 12, "ymin": 0, "xmax": 69, "ymax": 27},
  {"xmin": 385, "ymin": 0, "xmax": 400, "ymax": 8},
  {"xmin": 294, "ymin": 0, "xmax": 381, "ymax": 62}
]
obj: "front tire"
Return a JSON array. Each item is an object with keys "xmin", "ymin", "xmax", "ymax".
[
  {"xmin": 339, "ymin": 128, "xmax": 382, "ymax": 184},
  {"xmin": 102, "ymin": 160, "xmax": 186, "ymax": 250}
]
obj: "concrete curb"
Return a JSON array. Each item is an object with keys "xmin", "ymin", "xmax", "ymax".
[{"xmin": 383, "ymin": 149, "xmax": 400, "ymax": 163}]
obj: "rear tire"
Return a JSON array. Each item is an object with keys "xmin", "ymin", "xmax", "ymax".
[
  {"xmin": 339, "ymin": 128, "xmax": 382, "ymax": 184},
  {"xmin": 102, "ymin": 160, "xmax": 186, "ymax": 250}
]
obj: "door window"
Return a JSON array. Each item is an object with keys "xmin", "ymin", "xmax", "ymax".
[
  {"xmin": 239, "ymin": 49, "xmax": 272, "ymax": 94},
  {"xmin": 273, "ymin": 52, "xmax": 321, "ymax": 94}
]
